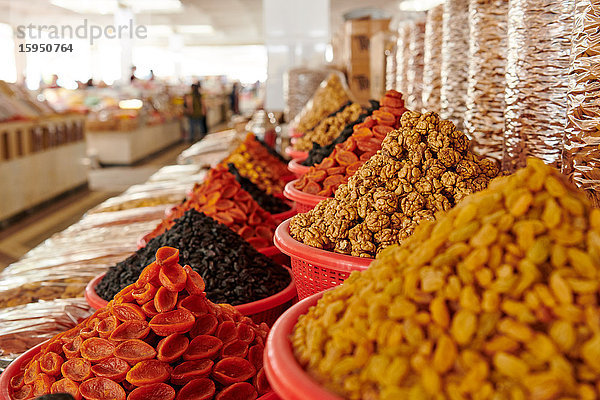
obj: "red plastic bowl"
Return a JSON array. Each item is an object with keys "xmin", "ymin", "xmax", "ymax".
[
  {"xmin": 0, "ymin": 341, "xmax": 280, "ymax": 400},
  {"xmin": 284, "ymin": 147, "xmax": 308, "ymax": 160},
  {"xmin": 274, "ymin": 220, "xmax": 372, "ymax": 299},
  {"xmin": 265, "ymin": 291, "xmax": 343, "ymax": 400},
  {"xmin": 85, "ymin": 266, "xmax": 297, "ymax": 326},
  {"xmin": 283, "ymin": 180, "xmax": 327, "ymax": 213},
  {"xmin": 289, "ymin": 127, "xmax": 304, "ymax": 138},
  {"xmin": 288, "ymin": 158, "xmax": 309, "ymax": 178}
]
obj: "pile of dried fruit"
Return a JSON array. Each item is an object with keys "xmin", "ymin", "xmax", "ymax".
[
  {"xmin": 227, "ymin": 164, "xmax": 290, "ymax": 214},
  {"xmin": 293, "ymin": 91, "xmax": 407, "ymax": 197},
  {"xmin": 301, "ymin": 100, "xmax": 380, "ymax": 167},
  {"xmin": 292, "ymin": 158, "xmax": 600, "ymax": 399},
  {"xmin": 294, "ymin": 73, "xmax": 351, "ymax": 134},
  {"xmin": 290, "ymin": 110, "xmax": 498, "ymax": 257},
  {"xmin": 10, "ymin": 247, "xmax": 271, "ymax": 400},
  {"xmin": 143, "ymin": 165, "xmax": 278, "ymax": 248},
  {"xmin": 293, "ymin": 102, "xmax": 363, "ymax": 151},
  {"xmin": 223, "ymin": 134, "xmax": 289, "ymax": 195},
  {"xmin": 97, "ymin": 210, "xmax": 290, "ymax": 304}
]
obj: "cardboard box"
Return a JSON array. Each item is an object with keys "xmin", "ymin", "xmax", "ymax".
[
  {"xmin": 370, "ymin": 31, "xmax": 396, "ymax": 99},
  {"xmin": 343, "ymin": 18, "xmax": 391, "ymax": 62},
  {"xmin": 347, "ymin": 62, "xmax": 371, "ymax": 106}
]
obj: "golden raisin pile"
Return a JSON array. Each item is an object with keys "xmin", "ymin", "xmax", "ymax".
[
  {"xmin": 223, "ymin": 134, "xmax": 289, "ymax": 195},
  {"xmin": 292, "ymin": 158, "xmax": 600, "ymax": 399},
  {"xmin": 293, "ymin": 103, "xmax": 363, "ymax": 152},
  {"xmin": 294, "ymin": 74, "xmax": 351, "ymax": 134},
  {"xmin": 290, "ymin": 111, "xmax": 498, "ymax": 257}
]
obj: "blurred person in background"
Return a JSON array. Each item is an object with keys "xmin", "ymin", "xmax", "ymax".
[
  {"xmin": 184, "ymin": 83, "xmax": 207, "ymax": 142},
  {"xmin": 230, "ymin": 81, "xmax": 240, "ymax": 115}
]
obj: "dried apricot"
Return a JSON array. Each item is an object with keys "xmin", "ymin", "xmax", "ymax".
[
  {"xmin": 212, "ymin": 357, "xmax": 256, "ymax": 385},
  {"xmin": 132, "ymin": 283, "xmax": 157, "ymax": 305},
  {"xmin": 237, "ymin": 324, "xmax": 255, "ymax": 344},
  {"xmin": 128, "ymin": 383, "xmax": 175, "ymax": 400},
  {"xmin": 79, "ymin": 377, "xmax": 126, "ymax": 400},
  {"xmin": 184, "ymin": 335, "xmax": 223, "ymax": 360},
  {"xmin": 149, "ymin": 309, "xmax": 195, "ymax": 336},
  {"xmin": 334, "ymin": 150, "xmax": 359, "ymax": 166},
  {"xmin": 24, "ymin": 361, "xmax": 41, "ymax": 385},
  {"xmin": 114, "ymin": 339, "xmax": 156, "ymax": 364},
  {"xmin": 39, "ymin": 352, "xmax": 63, "ymax": 376},
  {"xmin": 221, "ymin": 340, "xmax": 249, "ymax": 358},
  {"xmin": 184, "ymin": 266, "xmax": 205, "ymax": 295},
  {"xmin": 323, "ymin": 174, "xmax": 345, "ymax": 189},
  {"xmin": 112, "ymin": 303, "xmax": 146, "ymax": 322},
  {"xmin": 51, "ymin": 378, "xmax": 80, "ymax": 400},
  {"xmin": 303, "ymin": 181, "xmax": 322, "ymax": 195},
  {"xmin": 190, "ymin": 314, "xmax": 219, "ymax": 337},
  {"xmin": 176, "ymin": 378, "xmax": 215, "ymax": 400},
  {"xmin": 63, "ymin": 336, "xmax": 82, "ymax": 359},
  {"xmin": 126, "ymin": 360, "xmax": 171, "ymax": 386},
  {"xmin": 91, "ymin": 357, "xmax": 130, "ymax": 382},
  {"xmin": 171, "ymin": 359, "xmax": 214, "ymax": 385},
  {"xmin": 158, "ymin": 263, "xmax": 187, "ymax": 293},
  {"xmin": 248, "ymin": 344, "xmax": 264, "ymax": 371},
  {"xmin": 253, "ymin": 368, "xmax": 270, "ymax": 395},
  {"xmin": 156, "ymin": 333, "xmax": 189, "ymax": 363},
  {"xmin": 110, "ymin": 320, "xmax": 150, "ymax": 341},
  {"xmin": 155, "ymin": 287, "xmax": 178, "ymax": 313},
  {"xmin": 61, "ymin": 358, "xmax": 92, "ymax": 382},
  {"xmin": 80, "ymin": 338, "xmax": 115, "ymax": 362},
  {"xmin": 215, "ymin": 382, "xmax": 258, "ymax": 400}
]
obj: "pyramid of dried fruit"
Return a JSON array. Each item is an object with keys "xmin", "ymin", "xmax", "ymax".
[
  {"xmin": 223, "ymin": 134, "xmax": 289, "ymax": 195},
  {"xmin": 294, "ymin": 90, "xmax": 407, "ymax": 197},
  {"xmin": 96, "ymin": 210, "xmax": 291, "ymax": 303},
  {"xmin": 227, "ymin": 163, "xmax": 290, "ymax": 215},
  {"xmin": 292, "ymin": 158, "xmax": 600, "ymax": 399},
  {"xmin": 294, "ymin": 73, "xmax": 351, "ymax": 135},
  {"xmin": 290, "ymin": 110, "xmax": 499, "ymax": 257},
  {"xmin": 293, "ymin": 102, "xmax": 363, "ymax": 151},
  {"xmin": 9, "ymin": 247, "xmax": 271, "ymax": 400},
  {"xmin": 144, "ymin": 165, "xmax": 278, "ymax": 249}
]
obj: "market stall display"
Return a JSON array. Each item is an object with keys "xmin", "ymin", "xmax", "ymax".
[
  {"xmin": 5, "ymin": 246, "xmax": 274, "ymax": 400},
  {"xmin": 292, "ymin": 102, "xmax": 363, "ymax": 152},
  {"xmin": 395, "ymin": 24, "xmax": 411, "ymax": 98},
  {"xmin": 284, "ymin": 158, "xmax": 598, "ymax": 399},
  {"xmin": 291, "ymin": 73, "xmax": 352, "ymax": 136},
  {"xmin": 422, "ymin": 4, "xmax": 443, "ymax": 114},
  {"xmin": 292, "ymin": 90, "xmax": 406, "ymax": 199},
  {"xmin": 0, "ymin": 81, "xmax": 57, "ymax": 122},
  {"xmin": 227, "ymin": 164, "xmax": 291, "ymax": 215},
  {"xmin": 290, "ymin": 110, "xmax": 498, "ymax": 257},
  {"xmin": 406, "ymin": 20, "xmax": 426, "ymax": 111},
  {"xmin": 284, "ymin": 67, "xmax": 334, "ymax": 122}
]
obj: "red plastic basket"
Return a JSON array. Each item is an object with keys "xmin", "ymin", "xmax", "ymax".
[
  {"xmin": 284, "ymin": 147, "xmax": 308, "ymax": 160},
  {"xmin": 0, "ymin": 341, "xmax": 280, "ymax": 400},
  {"xmin": 283, "ymin": 180, "xmax": 327, "ymax": 213},
  {"xmin": 288, "ymin": 158, "xmax": 309, "ymax": 178},
  {"xmin": 289, "ymin": 127, "xmax": 304, "ymax": 138},
  {"xmin": 265, "ymin": 291, "xmax": 343, "ymax": 400},
  {"xmin": 274, "ymin": 220, "xmax": 373, "ymax": 299},
  {"xmin": 85, "ymin": 266, "xmax": 297, "ymax": 326}
]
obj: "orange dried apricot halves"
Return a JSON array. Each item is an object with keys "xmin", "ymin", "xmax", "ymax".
[
  {"xmin": 96, "ymin": 316, "xmax": 119, "ymax": 338},
  {"xmin": 184, "ymin": 265, "xmax": 205, "ymax": 295},
  {"xmin": 171, "ymin": 359, "xmax": 214, "ymax": 386},
  {"xmin": 215, "ymin": 382, "xmax": 258, "ymax": 400},
  {"xmin": 61, "ymin": 358, "xmax": 92, "ymax": 382},
  {"xmin": 156, "ymin": 334, "xmax": 189, "ymax": 363},
  {"xmin": 111, "ymin": 303, "xmax": 146, "ymax": 322},
  {"xmin": 184, "ymin": 335, "xmax": 223, "ymax": 360},
  {"xmin": 154, "ymin": 286, "xmax": 178, "ymax": 313},
  {"xmin": 126, "ymin": 359, "xmax": 171, "ymax": 386},
  {"xmin": 254, "ymin": 368, "xmax": 271, "ymax": 395},
  {"xmin": 51, "ymin": 378, "xmax": 81, "ymax": 400},
  {"xmin": 79, "ymin": 377, "xmax": 126, "ymax": 400},
  {"xmin": 334, "ymin": 150, "xmax": 359, "ymax": 166},
  {"xmin": 9, "ymin": 372, "xmax": 24, "ymax": 390},
  {"xmin": 127, "ymin": 382, "xmax": 176, "ymax": 400},
  {"xmin": 62, "ymin": 336, "xmax": 83, "ymax": 359},
  {"xmin": 39, "ymin": 352, "xmax": 63, "ymax": 376},
  {"xmin": 178, "ymin": 295, "xmax": 210, "ymax": 316},
  {"xmin": 212, "ymin": 357, "xmax": 256, "ymax": 385},
  {"xmin": 114, "ymin": 339, "xmax": 157, "ymax": 364},
  {"xmin": 109, "ymin": 320, "xmax": 150, "ymax": 341},
  {"xmin": 91, "ymin": 357, "xmax": 130, "ymax": 382},
  {"xmin": 149, "ymin": 309, "xmax": 195, "ymax": 336},
  {"xmin": 132, "ymin": 282, "xmax": 158, "ymax": 305},
  {"xmin": 23, "ymin": 360, "xmax": 41, "ymax": 385},
  {"xmin": 222, "ymin": 340, "xmax": 249, "ymax": 358},
  {"xmin": 80, "ymin": 337, "xmax": 115, "ymax": 362},
  {"xmin": 158, "ymin": 262, "xmax": 187, "ymax": 293},
  {"xmin": 190, "ymin": 314, "xmax": 219, "ymax": 337},
  {"xmin": 176, "ymin": 378, "xmax": 216, "ymax": 400},
  {"xmin": 248, "ymin": 344, "xmax": 264, "ymax": 371},
  {"xmin": 31, "ymin": 374, "xmax": 55, "ymax": 397}
]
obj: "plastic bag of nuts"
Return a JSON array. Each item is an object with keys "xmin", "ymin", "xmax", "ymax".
[
  {"xmin": 395, "ymin": 24, "xmax": 411, "ymax": 97},
  {"xmin": 422, "ymin": 4, "xmax": 443, "ymax": 114},
  {"xmin": 284, "ymin": 67, "xmax": 334, "ymax": 122},
  {"xmin": 502, "ymin": 0, "xmax": 574, "ymax": 172},
  {"xmin": 563, "ymin": 0, "xmax": 600, "ymax": 207},
  {"xmin": 290, "ymin": 110, "xmax": 498, "ymax": 257},
  {"xmin": 407, "ymin": 20, "xmax": 426, "ymax": 111},
  {"xmin": 465, "ymin": 0, "xmax": 508, "ymax": 162},
  {"xmin": 292, "ymin": 158, "xmax": 600, "ymax": 399}
]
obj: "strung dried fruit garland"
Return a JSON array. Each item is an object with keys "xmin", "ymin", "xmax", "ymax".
[
  {"xmin": 294, "ymin": 90, "xmax": 407, "ymax": 197},
  {"xmin": 10, "ymin": 247, "xmax": 271, "ymax": 400},
  {"xmin": 144, "ymin": 165, "xmax": 278, "ymax": 249},
  {"xmin": 223, "ymin": 134, "xmax": 289, "ymax": 195}
]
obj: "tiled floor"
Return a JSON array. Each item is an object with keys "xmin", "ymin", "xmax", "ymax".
[{"xmin": 0, "ymin": 142, "xmax": 190, "ymax": 270}]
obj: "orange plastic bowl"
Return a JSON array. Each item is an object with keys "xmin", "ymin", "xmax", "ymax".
[
  {"xmin": 283, "ymin": 180, "xmax": 327, "ymax": 213},
  {"xmin": 274, "ymin": 220, "xmax": 372, "ymax": 299},
  {"xmin": 287, "ymin": 158, "xmax": 309, "ymax": 178},
  {"xmin": 0, "ymin": 341, "xmax": 281, "ymax": 399},
  {"xmin": 264, "ymin": 291, "xmax": 343, "ymax": 400},
  {"xmin": 86, "ymin": 266, "xmax": 297, "ymax": 326}
]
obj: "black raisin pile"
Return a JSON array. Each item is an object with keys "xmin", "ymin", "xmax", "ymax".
[
  {"xmin": 302, "ymin": 100, "xmax": 380, "ymax": 167},
  {"xmin": 95, "ymin": 209, "xmax": 291, "ymax": 305},
  {"xmin": 227, "ymin": 163, "xmax": 290, "ymax": 214}
]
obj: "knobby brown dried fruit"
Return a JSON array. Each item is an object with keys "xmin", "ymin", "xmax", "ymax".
[{"xmin": 290, "ymin": 110, "xmax": 498, "ymax": 257}]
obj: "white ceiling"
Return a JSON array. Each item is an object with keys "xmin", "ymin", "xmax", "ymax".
[{"xmin": 0, "ymin": 0, "xmax": 420, "ymax": 47}]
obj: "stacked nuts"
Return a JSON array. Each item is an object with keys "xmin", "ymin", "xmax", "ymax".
[
  {"xmin": 292, "ymin": 158, "xmax": 600, "ymax": 399},
  {"xmin": 290, "ymin": 110, "xmax": 498, "ymax": 257}
]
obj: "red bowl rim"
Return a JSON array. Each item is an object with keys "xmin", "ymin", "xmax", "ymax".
[
  {"xmin": 264, "ymin": 291, "xmax": 343, "ymax": 400},
  {"xmin": 284, "ymin": 147, "xmax": 308, "ymax": 160},
  {"xmin": 283, "ymin": 180, "xmax": 327, "ymax": 207},
  {"xmin": 274, "ymin": 219, "xmax": 373, "ymax": 273},
  {"xmin": 0, "ymin": 340, "xmax": 278, "ymax": 400},
  {"xmin": 85, "ymin": 265, "xmax": 297, "ymax": 317},
  {"xmin": 287, "ymin": 158, "xmax": 309, "ymax": 177}
]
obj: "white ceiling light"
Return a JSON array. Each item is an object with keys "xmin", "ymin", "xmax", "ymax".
[
  {"xmin": 399, "ymin": 0, "xmax": 444, "ymax": 11},
  {"xmin": 50, "ymin": 0, "xmax": 118, "ymax": 15},
  {"xmin": 177, "ymin": 25, "xmax": 215, "ymax": 35}
]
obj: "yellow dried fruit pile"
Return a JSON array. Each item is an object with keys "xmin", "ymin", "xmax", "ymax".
[{"xmin": 292, "ymin": 158, "xmax": 600, "ymax": 400}]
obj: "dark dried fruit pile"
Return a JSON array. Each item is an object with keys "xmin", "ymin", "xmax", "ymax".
[
  {"xmin": 228, "ymin": 163, "xmax": 290, "ymax": 214},
  {"xmin": 10, "ymin": 247, "xmax": 272, "ymax": 400},
  {"xmin": 96, "ymin": 210, "xmax": 290, "ymax": 304},
  {"xmin": 301, "ymin": 100, "xmax": 380, "ymax": 167},
  {"xmin": 255, "ymin": 136, "xmax": 287, "ymax": 165}
]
